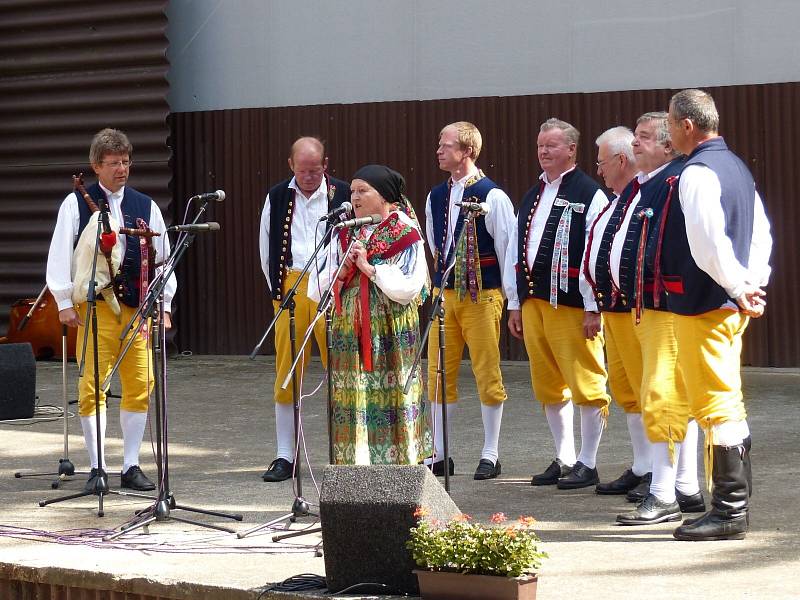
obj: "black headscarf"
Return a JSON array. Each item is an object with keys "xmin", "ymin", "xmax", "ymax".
[{"xmin": 352, "ymin": 164, "xmax": 405, "ymax": 204}]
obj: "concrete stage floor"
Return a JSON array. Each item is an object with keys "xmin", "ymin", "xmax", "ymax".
[{"xmin": 1, "ymin": 355, "xmax": 798, "ymax": 599}]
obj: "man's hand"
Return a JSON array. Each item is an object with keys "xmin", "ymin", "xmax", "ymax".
[
  {"xmin": 508, "ymin": 309, "xmax": 523, "ymax": 340},
  {"xmin": 583, "ymin": 311, "xmax": 602, "ymax": 339},
  {"xmin": 163, "ymin": 311, "xmax": 173, "ymax": 330},
  {"xmin": 58, "ymin": 307, "xmax": 83, "ymax": 328},
  {"xmin": 736, "ymin": 284, "xmax": 766, "ymax": 318}
]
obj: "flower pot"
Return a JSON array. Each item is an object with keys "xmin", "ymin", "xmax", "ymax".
[{"xmin": 414, "ymin": 570, "xmax": 538, "ymax": 600}]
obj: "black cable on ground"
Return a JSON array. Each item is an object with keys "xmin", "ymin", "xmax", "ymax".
[{"xmin": 260, "ymin": 573, "xmax": 327, "ymax": 597}]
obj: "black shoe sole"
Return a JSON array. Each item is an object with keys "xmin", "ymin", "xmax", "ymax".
[
  {"xmin": 596, "ymin": 487, "xmax": 631, "ymax": 495},
  {"xmin": 557, "ymin": 477, "xmax": 599, "ymax": 490},
  {"xmin": 673, "ymin": 531, "xmax": 747, "ymax": 541},
  {"xmin": 474, "ymin": 464, "xmax": 501, "ymax": 480}
]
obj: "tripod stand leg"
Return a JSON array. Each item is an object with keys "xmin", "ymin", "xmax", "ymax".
[
  {"xmin": 172, "ymin": 502, "xmax": 243, "ymax": 521},
  {"xmin": 237, "ymin": 511, "xmax": 296, "ymax": 538},
  {"xmin": 272, "ymin": 526, "xmax": 322, "ymax": 542}
]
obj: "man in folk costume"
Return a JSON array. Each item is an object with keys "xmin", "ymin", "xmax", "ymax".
[
  {"xmin": 424, "ymin": 121, "xmax": 516, "ymax": 480},
  {"xmin": 656, "ymin": 90, "xmax": 771, "ymax": 541},
  {"xmin": 505, "ymin": 118, "xmax": 611, "ymax": 490},
  {"xmin": 46, "ymin": 128, "xmax": 176, "ymax": 492},
  {"xmin": 611, "ymin": 113, "xmax": 705, "ymax": 522},
  {"xmin": 258, "ymin": 137, "xmax": 350, "ymax": 482},
  {"xmin": 583, "ymin": 126, "xmax": 652, "ymax": 499}
]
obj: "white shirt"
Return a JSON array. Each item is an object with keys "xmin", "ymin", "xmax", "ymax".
[
  {"xmin": 585, "ymin": 194, "xmax": 620, "ymax": 290},
  {"xmin": 259, "ymin": 176, "xmax": 332, "ymax": 292},
  {"xmin": 678, "ymin": 164, "xmax": 772, "ymax": 298},
  {"xmin": 504, "ymin": 167, "xmax": 607, "ymax": 311},
  {"xmin": 424, "ymin": 166, "xmax": 516, "ymax": 298},
  {"xmin": 46, "ymin": 184, "xmax": 176, "ymax": 312},
  {"xmin": 309, "ymin": 210, "xmax": 428, "ymax": 306}
]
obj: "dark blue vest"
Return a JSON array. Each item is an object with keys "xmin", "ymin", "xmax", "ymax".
[
  {"xmin": 591, "ymin": 178, "xmax": 639, "ymax": 313},
  {"xmin": 515, "ymin": 168, "xmax": 605, "ymax": 308},
  {"xmin": 267, "ymin": 176, "xmax": 350, "ymax": 301},
  {"xmin": 658, "ymin": 138, "xmax": 755, "ymax": 315},
  {"xmin": 429, "ymin": 175, "xmax": 502, "ymax": 290},
  {"xmin": 76, "ymin": 183, "xmax": 152, "ymax": 308},
  {"xmin": 617, "ymin": 157, "xmax": 685, "ymax": 311}
]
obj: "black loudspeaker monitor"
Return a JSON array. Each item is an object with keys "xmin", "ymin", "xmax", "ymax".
[
  {"xmin": 319, "ymin": 464, "xmax": 461, "ymax": 594},
  {"xmin": 0, "ymin": 343, "xmax": 36, "ymax": 421}
]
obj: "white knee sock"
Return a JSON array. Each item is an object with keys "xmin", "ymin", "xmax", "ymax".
[
  {"xmin": 81, "ymin": 412, "xmax": 107, "ymax": 470},
  {"xmin": 711, "ymin": 419, "xmax": 750, "ymax": 447},
  {"xmin": 576, "ymin": 405, "xmax": 603, "ymax": 469},
  {"xmin": 480, "ymin": 403, "xmax": 504, "ymax": 464},
  {"xmin": 675, "ymin": 419, "xmax": 701, "ymax": 495},
  {"xmin": 650, "ymin": 441, "xmax": 678, "ymax": 504},
  {"xmin": 120, "ymin": 409, "xmax": 148, "ymax": 473},
  {"xmin": 426, "ymin": 402, "xmax": 458, "ymax": 463},
  {"xmin": 545, "ymin": 400, "xmax": 576, "ymax": 465},
  {"xmin": 275, "ymin": 402, "xmax": 296, "ymax": 462},
  {"xmin": 626, "ymin": 412, "xmax": 652, "ymax": 477}
]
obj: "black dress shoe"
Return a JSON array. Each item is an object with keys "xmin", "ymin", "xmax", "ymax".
[
  {"xmin": 626, "ymin": 472, "xmax": 651, "ymax": 502},
  {"xmin": 473, "ymin": 459, "xmax": 501, "ymax": 480},
  {"xmin": 531, "ymin": 459, "xmax": 572, "ymax": 486},
  {"xmin": 596, "ymin": 468, "xmax": 643, "ymax": 495},
  {"xmin": 262, "ymin": 458, "xmax": 294, "ymax": 482},
  {"xmin": 557, "ymin": 461, "xmax": 599, "ymax": 490},
  {"xmin": 616, "ymin": 493, "xmax": 682, "ymax": 525},
  {"xmin": 84, "ymin": 468, "xmax": 109, "ymax": 494},
  {"xmin": 121, "ymin": 465, "xmax": 156, "ymax": 491},
  {"xmin": 429, "ymin": 457, "xmax": 455, "ymax": 477},
  {"xmin": 676, "ymin": 489, "xmax": 706, "ymax": 513}
]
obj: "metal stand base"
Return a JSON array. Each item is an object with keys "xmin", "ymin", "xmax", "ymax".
[
  {"xmin": 15, "ymin": 459, "xmax": 90, "ymax": 490},
  {"xmin": 237, "ymin": 496, "xmax": 320, "ymax": 544}
]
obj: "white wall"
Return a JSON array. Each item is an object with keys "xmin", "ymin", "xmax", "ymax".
[{"xmin": 166, "ymin": 0, "xmax": 800, "ymax": 112}]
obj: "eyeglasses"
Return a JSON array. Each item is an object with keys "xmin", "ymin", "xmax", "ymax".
[
  {"xmin": 101, "ymin": 159, "xmax": 133, "ymax": 169},
  {"xmin": 596, "ymin": 153, "xmax": 620, "ymax": 167}
]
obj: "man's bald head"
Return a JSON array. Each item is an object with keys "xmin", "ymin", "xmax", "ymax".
[{"xmin": 288, "ymin": 137, "xmax": 328, "ymax": 197}]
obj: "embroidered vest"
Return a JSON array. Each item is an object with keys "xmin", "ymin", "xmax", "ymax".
[
  {"xmin": 76, "ymin": 183, "xmax": 152, "ymax": 308},
  {"xmin": 267, "ymin": 175, "xmax": 350, "ymax": 301},
  {"xmin": 516, "ymin": 168, "xmax": 604, "ymax": 308}
]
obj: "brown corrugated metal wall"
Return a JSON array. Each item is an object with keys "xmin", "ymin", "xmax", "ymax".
[
  {"xmin": 170, "ymin": 82, "xmax": 796, "ymax": 366},
  {"xmin": 0, "ymin": 0, "xmax": 171, "ymax": 335}
]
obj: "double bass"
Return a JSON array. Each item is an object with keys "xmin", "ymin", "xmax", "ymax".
[{"xmin": 0, "ymin": 286, "xmax": 77, "ymax": 360}]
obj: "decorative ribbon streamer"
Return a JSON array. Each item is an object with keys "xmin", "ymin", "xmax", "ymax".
[
  {"xmin": 549, "ymin": 199, "xmax": 585, "ymax": 308},
  {"xmin": 634, "ymin": 208, "xmax": 654, "ymax": 324}
]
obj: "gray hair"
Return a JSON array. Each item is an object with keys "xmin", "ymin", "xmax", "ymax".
[
  {"xmin": 89, "ymin": 128, "xmax": 132, "ymax": 165},
  {"xmin": 540, "ymin": 118, "xmax": 580, "ymax": 146},
  {"xmin": 637, "ymin": 111, "xmax": 681, "ymax": 157},
  {"xmin": 669, "ymin": 89, "xmax": 719, "ymax": 134},
  {"xmin": 595, "ymin": 126, "xmax": 635, "ymax": 162}
]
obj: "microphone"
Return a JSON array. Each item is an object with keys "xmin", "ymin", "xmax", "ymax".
[
  {"xmin": 455, "ymin": 200, "xmax": 490, "ymax": 215},
  {"xmin": 190, "ymin": 190, "xmax": 226, "ymax": 202},
  {"xmin": 168, "ymin": 222, "xmax": 221, "ymax": 233},
  {"xmin": 334, "ymin": 214, "xmax": 382, "ymax": 229},
  {"xmin": 98, "ymin": 198, "xmax": 116, "ymax": 253},
  {"xmin": 319, "ymin": 201, "xmax": 353, "ymax": 222}
]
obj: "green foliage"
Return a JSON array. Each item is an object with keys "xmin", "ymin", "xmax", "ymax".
[{"xmin": 407, "ymin": 512, "xmax": 548, "ymax": 578}]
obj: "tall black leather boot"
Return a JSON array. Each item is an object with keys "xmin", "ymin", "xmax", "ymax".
[{"xmin": 673, "ymin": 443, "xmax": 749, "ymax": 541}]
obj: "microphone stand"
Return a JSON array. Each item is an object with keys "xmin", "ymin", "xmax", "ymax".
[
  {"xmin": 39, "ymin": 209, "xmax": 113, "ymax": 515},
  {"xmin": 104, "ymin": 225, "xmax": 243, "ymax": 540},
  {"xmin": 14, "ymin": 286, "xmax": 90, "ymax": 488},
  {"xmin": 238, "ymin": 221, "xmax": 348, "ymax": 541},
  {"xmin": 403, "ymin": 208, "xmax": 479, "ymax": 493}
]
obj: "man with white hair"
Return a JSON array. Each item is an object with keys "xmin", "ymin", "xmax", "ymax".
[
  {"xmin": 656, "ymin": 90, "xmax": 772, "ymax": 540},
  {"xmin": 583, "ymin": 126, "xmax": 649, "ymax": 499},
  {"xmin": 505, "ymin": 118, "xmax": 610, "ymax": 490}
]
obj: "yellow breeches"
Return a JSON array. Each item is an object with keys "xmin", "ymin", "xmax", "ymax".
[
  {"xmin": 273, "ymin": 271, "xmax": 328, "ymax": 405},
  {"xmin": 603, "ymin": 311, "xmax": 642, "ymax": 414},
  {"xmin": 76, "ymin": 301, "xmax": 153, "ymax": 416},
  {"xmin": 427, "ymin": 288, "xmax": 506, "ymax": 406},
  {"xmin": 520, "ymin": 298, "xmax": 610, "ymax": 409},
  {"xmin": 673, "ymin": 309, "xmax": 749, "ymax": 429},
  {"xmin": 633, "ymin": 309, "xmax": 689, "ymax": 446}
]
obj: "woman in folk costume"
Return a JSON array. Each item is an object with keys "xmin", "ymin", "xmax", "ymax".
[{"xmin": 310, "ymin": 164, "xmax": 431, "ymax": 465}]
